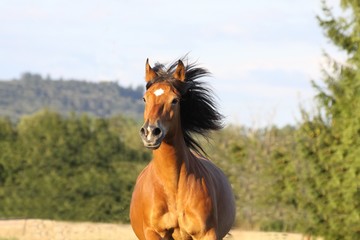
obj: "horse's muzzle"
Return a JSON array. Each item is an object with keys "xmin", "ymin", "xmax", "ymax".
[{"xmin": 140, "ymin": 122, "xmax": 164, "ymax": 149}]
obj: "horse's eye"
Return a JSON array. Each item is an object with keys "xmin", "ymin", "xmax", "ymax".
[
  {"xmin": 143, "ymin": 97, "xmax": 146, "ymax": 103},
  {"xmin": 171, "ymin": 98, "xmax": 179, "ymax": 105}
]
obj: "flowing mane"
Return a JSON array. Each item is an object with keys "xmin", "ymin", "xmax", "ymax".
[{"xmin": 145, "ymin": 58, "xmax": 224, "ymax": 154}]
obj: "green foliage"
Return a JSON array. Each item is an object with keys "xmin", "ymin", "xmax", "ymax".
[
  {"xmin": 0, "ymin": 73, "xmax": 144, "ymax": 120},
  {"xmin": 0, "ymin": 110, "xmax": 149, "ymax": 223},
  {"xmin": 207, "ymin": 106, "xmax": 358, "ymax": 240},
  {"xmin": 0, "ymin": 109, "xmax": 306, "ymax": 229}
]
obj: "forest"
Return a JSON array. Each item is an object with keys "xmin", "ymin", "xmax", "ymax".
[{"xmin": 0, "ymin": 1, "xmax": 359, "ymax": 240}]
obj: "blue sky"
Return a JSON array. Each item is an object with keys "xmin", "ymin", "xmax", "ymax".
[{"xmin": 0, "ymin": 0, "xmax": 341, "ymax": 127}]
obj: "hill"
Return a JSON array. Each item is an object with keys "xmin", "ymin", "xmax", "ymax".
[{"xmin": 0, "ymin": 73, "xmax": 144, "ymax": 120}]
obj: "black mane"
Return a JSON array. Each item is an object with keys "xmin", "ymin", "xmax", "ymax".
[{"xmin": 146, "ymin": 58, "xmax": 224, "ymax": 155}]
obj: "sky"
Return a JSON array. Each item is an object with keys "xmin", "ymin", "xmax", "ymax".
[{"xmin": 0, "ymin": 0, "xmax": 342, "ymax": 127}]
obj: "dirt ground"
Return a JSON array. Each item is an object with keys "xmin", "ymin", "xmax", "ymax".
[{"xmin": 0, "ymin": 219, "xmax": 310, "ymax": 240}]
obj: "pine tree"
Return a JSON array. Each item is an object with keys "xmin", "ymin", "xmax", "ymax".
[{"xmin": 296, "ymin": 1, "xmax": 360, "ymax": 239}]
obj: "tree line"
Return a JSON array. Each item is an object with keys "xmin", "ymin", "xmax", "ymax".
[{"xmin": 0, "ymin": 72, "xmax": 144, "ymax": 120}]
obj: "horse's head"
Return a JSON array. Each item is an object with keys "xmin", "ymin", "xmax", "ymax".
[{"xmin": 140, "ymin": 59, "xmax": 186, "ymax": 149}]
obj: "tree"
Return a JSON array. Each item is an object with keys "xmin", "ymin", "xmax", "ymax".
[{"xmin": 296, "ymin": 1, "xmax": 360, "ymax": 239}]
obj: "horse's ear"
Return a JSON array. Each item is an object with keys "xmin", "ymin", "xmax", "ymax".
[
  {"xmin": 145, "ymin": 58, "xmax": 157, "ymax": 82},
  {"xmin": 173, "ymin": 60, "xmax": 186, "ymax": 81}
]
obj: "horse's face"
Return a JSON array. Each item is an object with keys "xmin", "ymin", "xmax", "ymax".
[
  {"xmin": 139, "ymin": 59, "xmax": 185, "ymax": 149},
  {"xmin": 140, "ymin": 82, "xmax": 180, "ymax": 149}
]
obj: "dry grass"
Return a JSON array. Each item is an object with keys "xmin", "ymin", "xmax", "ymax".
[{"xmin": 0, "ymin": 219, "xmax": 311, "ymax": 240}]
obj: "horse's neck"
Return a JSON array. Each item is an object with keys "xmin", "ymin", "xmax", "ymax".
[{"xmin": 152, "ymin": 137, "xmax": 191, "ymax": 190}]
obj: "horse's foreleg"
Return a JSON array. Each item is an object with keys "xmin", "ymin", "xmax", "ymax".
[{"xmin": 195, "ymin": 228, "xmax": 218, "ymax": 240}]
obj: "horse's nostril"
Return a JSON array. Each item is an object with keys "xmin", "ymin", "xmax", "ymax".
[
  {"xmin": 140, "ymin": 127, "xmax": 146, "ymax": 136},
  {"xmin": 152, "ymin": 127, "xmax": 161, "ymax": 136}
]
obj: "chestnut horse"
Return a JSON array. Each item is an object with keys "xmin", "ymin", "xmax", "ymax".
[{"xmin": 130, "ymin": 58, "xmax": 236, "ymax": 240}]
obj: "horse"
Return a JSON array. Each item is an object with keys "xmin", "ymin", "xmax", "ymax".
[{"xmin": 130, "ymin": 57, "xmax": 236, "ymax": 240}]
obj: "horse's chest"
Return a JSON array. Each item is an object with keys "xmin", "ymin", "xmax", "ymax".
[{"xmin": 152, "ymin": 177, "xmax": 212, "ymax": 238}]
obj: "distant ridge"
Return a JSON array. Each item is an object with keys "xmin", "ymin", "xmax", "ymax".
[{"xmin": 0, "ymin": 73, "xmax": 144, "ymax": 120}]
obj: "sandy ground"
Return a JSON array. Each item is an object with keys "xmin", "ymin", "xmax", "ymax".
[{"xmin": 0, "ymin": 219, "xmax": 310, "ymax": 240}]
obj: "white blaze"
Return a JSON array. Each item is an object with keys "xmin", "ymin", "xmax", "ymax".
[
  {"xmin": 147, "ymin": 126, "xmax": 152, "ymax": 141},
  {"xmin": 154, "ymin": 88, "xmax": 164, "ymax": 97}
]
